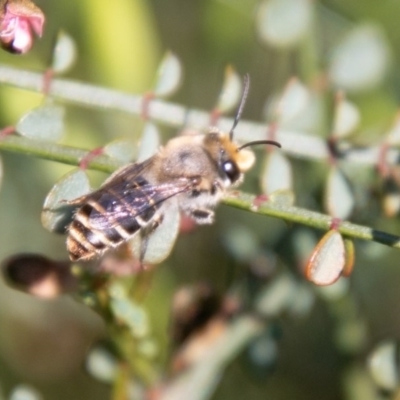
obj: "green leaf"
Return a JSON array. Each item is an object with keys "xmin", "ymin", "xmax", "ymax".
[
  {"xmin": 129, "ymin": 198, "xmax": 180, "ymax": 264},
  {"xmin": 256, "ymin": 0, "xmax": 313, "ymax": 48},
  {"xmin": 52, "ymin": 31, "xmax": 77, "ymax": 74},
  {"xmin": 9, "ymin": 384, "xmax": 43, "ymax": 400},
  {"xmin": 86, "ymin": 346, "xmax": 118, "ymax": 383},
  {"xmin": 368, "ymin": 340, "xmax": 399, "ymax": 392},
  {"xmin": 41, "ymin": 168, "xmax": 91, "ymax": 233},
  {"xmin": 16, "ymin": 105, "xmax": 65, "ymax": 142},
  {"xmin": 215, "ymin": 66, "xmax": 242, "ymax": 114},
  {"xmin": 153, "ymin": 51, "xmax": 183, "ymax": 97},
  {"xmin": 329, "ymin": 25, "xmax": 390, "ymax": 92},
  {"xmin": 305, "ymin": 230, "xmax": 345, "ymax": 286},
  {"xmin": 260, "ymin": 151, "xmax": 293, "ymax": 194},
  {"xmin": 137, "ymin": 122, "xmax": 160, "ymax": 162},
  {"xmin": 325, "ymin": 166, "xmax": 354, "ymax": 219},
  {"xmin": 333, "ymin": 95, "xmax": 360, "ymax": 138},
  {"xmin": 104, "ymin": 138, "xmax": 137, "ymax": 164}
]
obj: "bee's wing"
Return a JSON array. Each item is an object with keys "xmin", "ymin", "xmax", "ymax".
[
  {"xmin": 68, "ymin": 157, "xmax": 156, "ymax": 206},
  {"xmin": 101, "ymin": 156, "xmax": 156, "ymax": 186},
  {"xmin": 87, "ymin": 181, "xmax": 193, "ymax": 231},
  {"xmin": 76, "ymin": 159, "xmax": 194, "ymax": 231}
]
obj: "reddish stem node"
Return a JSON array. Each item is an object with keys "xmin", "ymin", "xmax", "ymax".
[
  {"xmin": 0, "ymin": 125, "xmax": 15, "ymax": 139},
  {"xmin": 266, "ymin": 121, "xmax": 278, "ymax": 147},
  {"xmin": 253, "ymin": 194, "xmax": 269, "ymax": 209},
  {"xmin": 377, "ymin": 142, "xmax": 390, "ymax": 178},
  {"xmin": 209, "ymin": 108, "xmax": 221, "ymax": 127},
  {"xmin": 330, "ymin": 217, "xmax": 342, "ymax": 231},
  {"xmin": 141, "ymin": 92, "xmax": 155, "ymax": 120},
  {"xmin": 42, "ymin": 68, "xmax": 55, "ymax": 96},
  {"xmin": 79, "ymin": 147, "xmax": 104, "ymax": 170}
]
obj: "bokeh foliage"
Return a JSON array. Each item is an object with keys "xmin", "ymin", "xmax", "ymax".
[{"xmin": 1, "ymin": 1, "xmax": 400, "ymax": 400}]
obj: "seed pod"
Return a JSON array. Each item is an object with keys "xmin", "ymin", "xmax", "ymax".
[{"xmin": 2, "ymin": 253, "xmax": 77, "ymax": 298}]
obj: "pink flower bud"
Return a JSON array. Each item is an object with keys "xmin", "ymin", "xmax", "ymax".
[{"xmin": 0, "ymin": 0, "xmax": 44, "ymax": 54}]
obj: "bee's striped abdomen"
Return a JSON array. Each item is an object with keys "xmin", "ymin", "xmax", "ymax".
[{"xmin": 67, "ymin": 179, "xmax": 158, "ymax": 261}]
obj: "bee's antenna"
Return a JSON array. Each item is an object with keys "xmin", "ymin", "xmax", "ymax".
[
  {"xmin": 229, "ymin": 74, "xmax": 250, "ymax": 141},
  {"xmin": 238, "ymin": 140, "xmax": 281, "ymax": 151}
]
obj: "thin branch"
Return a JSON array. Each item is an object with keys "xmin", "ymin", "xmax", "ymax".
[
  {"xmin": 0, "ymin": 134, "xmax": 121, "ymax": 173},
  {"xmin": 223, "ymin": 192, "xmax": 400, "ymax": 250},
  {"xmin": 158, "ymin": 316, "xmax": 264, "ymax": 400},
  {"xmin": 0, "ymin": 63, "xmax": 398, "ymax": 167},
  {"xmin": 158, "ymin": 274, "xmax": 304, "ymax": 400},
  {"xmin": 1, "ymin": 134, "xmax": 399, "ymax": 250}
]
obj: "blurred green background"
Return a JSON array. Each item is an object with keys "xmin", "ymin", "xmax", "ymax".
[{"xmin": 1, "ymin": 0, "xmax": 400, "ymax": 399}]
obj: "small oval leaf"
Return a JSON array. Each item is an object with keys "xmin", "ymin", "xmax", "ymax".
[
  {"xmin": 9, "ymin": 385, "xmax": 43, "ymax": 400},
  {"xmin": 86, "ymin": 347, "xmax": 118, "ymax": 383},
  {"xmin": 368, "ymin": 340, "xmax": 399, "ymax": 391},
  {"xmin": 333, "ymin": 94, "xmax": 360, "ymax": 138},
  {"xmin": 261, "ymin": 151, "xmax": 293, "ymax": 194},
  {"xmin": 52, "ymin": 31, "xmax": 77, "ymax": 74},
  {"xmin": 137, "ymin": 122, "xmax": 160, "ymax": 162},
  {"xmin": 246, "ymin": 330, "xmax": 278, "ymax": 375},
  {"xmin": 153, "ymin": 52, "xmax": 183, "ymax": 97},
  {"xmin": 222, "ymin": 224, "xmax": 259, "ymax": 261},
  {"xmin": 264, "ymin": 92, "xmax": 320, "ymax": 134},
  {"xmin": 42, "ymin": 169, "xmax": 91, "ymax": 233},
  {"xmin": 277, "ymin": 78, "xmax": 310, "ymax": 124},
  {"xmin": 109, "ymin": 282, "xmax": 150, "ymax": 337},
  {"xmin": 16, "ymin": 105, "xmax": 65, "ymax": 142},
  {"xmin": 257, "ymin": 0, "xmax": 313, "ymax": 48},
  {"xmin": 104, "ymin": 138, "xmax": 137, "ymax": 164},
  {"xmin": 329, "ymin": 24, "xmax": 390, "ymax": 92},
  {"xmin": 269, "ymin": 189, "xmax": 295, "ymax": 207},
  {"xmin": 256, "ymin": 274, "xmax": 297, "ymax": 317},
  {"xmin": 129, "ymin": 199, "xmax": 180, "ymax": 264},
  {"xmin": 325, "ymin": 166, "xmax": 354, "ymax": 219},
  {"xmin": 342, "ymin": 238, "xmax": 355, "ymax": 277},
  {"xmin": 215, "ymin": 66, "xmax": 242, "ymax": 114},
  {"xmin": 305, "ymin": 230, "xmax": 345, "ymax": 286}
]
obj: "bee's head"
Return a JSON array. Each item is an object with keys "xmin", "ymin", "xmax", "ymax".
[
  {"xmin": 204, "ymin": 75, "xmax": 281, "ymax": 185},
  {"xmin": 203, "ymin": 129, "xmax": 256, "ymax": 184}
]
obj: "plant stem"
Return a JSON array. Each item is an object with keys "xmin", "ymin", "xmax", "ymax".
[
  {"xmin": 223, "ymin": 192, "xmax": 400, "ymax": 249},
  {"xmin": 0, "ymin": 134, "xmax": 120, "ymax": 173},
  {"xmin": 0, "ymin": 63, "xmax": 398, "ymax": 166},
  {"xmin": 1, "ymin": 134, "xmax": 399, "ymax": 250}
]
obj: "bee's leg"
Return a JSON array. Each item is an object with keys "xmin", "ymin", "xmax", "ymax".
[{"xmin": 139, "ymin": 213, "xmax": 164, "ymax": 263}]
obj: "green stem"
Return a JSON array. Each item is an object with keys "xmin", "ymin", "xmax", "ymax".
[
  {"xmin": 0, "ymin": 135, "xmax": 120, "ymax": 173},
  {"xmin": 224, "ymin": 192, "xmax": 400, "ymax": 249},
  {"xmin": 1, "ymin": 134, "xmax": 399, "ymax": 250},
  {"xmin": 0, "ymin": 63, "xmax": 397, "ymax": 166}
]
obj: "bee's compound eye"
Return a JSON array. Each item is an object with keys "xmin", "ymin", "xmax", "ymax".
[{"xmin": 222, "ymin": 160, "xmax": 240, "ymax": 182}]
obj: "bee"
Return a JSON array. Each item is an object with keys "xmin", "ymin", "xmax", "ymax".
[{"xmin": 67, "ymin": 75, "xmax": 281, "ymax": 262}]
